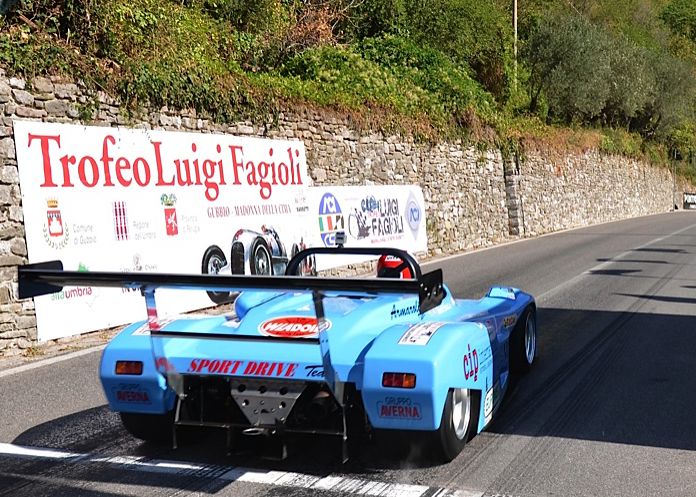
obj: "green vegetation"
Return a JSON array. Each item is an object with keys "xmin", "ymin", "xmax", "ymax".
[{"xmin": 2, "ymin": 0, "xmax": 696, "ymax": 177}]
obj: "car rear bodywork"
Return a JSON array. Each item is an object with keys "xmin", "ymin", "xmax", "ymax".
[{"xmin": 19, "ymin": 246, "xmax": 535, "ymax": 461}]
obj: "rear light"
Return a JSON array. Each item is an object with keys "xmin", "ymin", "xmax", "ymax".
[
  {"xmin": 382, "ymin": 372, "xmax": 416, "ymax": 389},
  {"xmin": 115, "ymin": 361, "xmax": 143, "ymax": 375}
]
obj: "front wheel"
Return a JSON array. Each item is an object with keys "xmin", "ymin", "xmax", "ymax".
[
  {"xmin": 511, "ymin": 306, "xmax": 537, "ymax": 374},
  {"xmin": 250, "ymin": 238, "xmax": 272, "ymax": 275},
  {"xmin": 120, "ymin": 411, "xmax": 174, "ymax": 444},
  {"xmin": 201, "ymin": 245, "xmax": 232, "ymax": 304}
]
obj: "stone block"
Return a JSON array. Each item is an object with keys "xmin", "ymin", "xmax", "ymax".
[
  {"xmin": 9, "ymin": 206, "xmax": 23, "ymax": 222},
  {"xmin": 16, "ymin": 315, "xmax": 36, "ymax": 329},
  {"xmin": 15, "ymin": 107, "xmax": 46, "ymax": 118},
  {"xmin": 0, "ymin": 138, "xmax": 15, "ymax": 159},
  {"xmin": 8, "ymin": 78, "xmax": 25, "ymax": 90},
  {"xmin": 0, "ymin": 81, "xmax": 10, "ymax": 104},
  {"xmin": 45, "ymin": 99, "xmax": 70, "ymax": 117},
  {"xmin": 0, "ymin": 254, "xmax": 23, "ymax": 266},
  {"xmin": 32, "ymin": 77, "xmax": 54, "ymax": 93},
  {"xmin": 10, "ymin": 238, "xmax": 26, "ymax": 257},
  {"xmin": 54, "ymin": 83, "xmax": 79, "ymax": 99},
  {"xmin": 0, "ymin": 329, "xmax": 24, "ymax": 339},
  {"xmin": 12, "ymin": 89, "xmax": 34, "ymax": 106},
  {"xmin": 0, "ymin": 186, "xmax": 11, "ymax": 206},
  {"xmin": 0, "ymin": 222, "xmax": 22, "ymax": 238},
  {"xmin": 0, "ymin": 287, "xmax": 10, "ymax": 305},
  {"xmin": 0, "ymin": 165, "xmax": 18, "ymax": 184}
]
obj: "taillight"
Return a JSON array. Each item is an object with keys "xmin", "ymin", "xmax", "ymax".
[
  {"xmin": 382, "ymin": 372, "xmax": 416, "ymax": 389},
  {"xmin": 115, "ymin": 361, "xmax": 143, "ymax": 375}
]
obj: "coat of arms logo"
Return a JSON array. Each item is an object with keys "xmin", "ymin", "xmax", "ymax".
[
  {"xmin": 43, "ymin": 198, "xmax": 69, "ymax": 249},
  {"xmin": 160, "ymin": 193, "xmax": 178, "ymax": 236}
]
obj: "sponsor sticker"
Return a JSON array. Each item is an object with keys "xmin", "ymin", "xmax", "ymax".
[
  {"xmin": 503, "ymin": 315, "xmax": 517, "ymax": 328},
  {"xmin": 187, "ymin": 358, "xmax": 298, "ymax": 377},
  {"xmin": 113, "ymin": 383, "xmax": 151, "ymax": 404},
  {"xmin": 463, "ymin": 344, "xmax": 479, "ymax": 382},
  {"xmin": 377, "ymin": 396, "xmax": 422, "ymax": 420},
  {"xmin": 258, "ymin": 316, "xmax": 331, "ymax": 338},
  {"xmin": 398, "ymin": 322, "xmax": 444, "ymax": 345},
  {"xmin": 484, "ymin": 387, "xmax": 494, "ymax": 423},
  {"xmin": 304, "ymin": 365, "xmax": 325, "ymax": 378},
  {"xmin": 390, "ymin": 301, "xmax": 420, "ymax": 320}
]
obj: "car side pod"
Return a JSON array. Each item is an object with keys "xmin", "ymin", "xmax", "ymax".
[{"xmin": 361, "ymin": 322, "xmax": 493, "ymax": 435}]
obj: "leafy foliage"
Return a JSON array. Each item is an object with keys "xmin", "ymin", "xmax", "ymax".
[
  {"xmin": 0, "ymin": 0, "xmax": 695, "ymax": 163},
  {"xmin": 524, "ymin": 12, "xmax": 695, "ymax": 141}
]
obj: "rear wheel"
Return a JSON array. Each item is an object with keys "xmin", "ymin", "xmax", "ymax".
[
  {"xmin": 120, "ymin": 411, "xmax": 174, "ymax": 444},
  {"xmin": 511, "ymin": 306, "xmax": 537, "ymax": 374},
  {"xmin": 430, "ymin": 388, "xmax": 478, "ymax": 461},
  {"xmin": 376, "ymin": 388, "xmax": 478, "ymax": 463}
]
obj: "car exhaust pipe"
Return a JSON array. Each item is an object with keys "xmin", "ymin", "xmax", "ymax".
[
  {"xmin": 242, "ymin": 427, "xmax": 271, "ymax": 436},
  {"xmin": 305, "ymin": 390, "xmax": 336, "ymax": 422}
]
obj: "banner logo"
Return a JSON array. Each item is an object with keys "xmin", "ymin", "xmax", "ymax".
[
  {"xmin": 406, "ymin": 191, "xmax": 421, "ymax": 239},
  {"xmin": 113, "ymin": 201, "xmax": 129, "ymax": 241},
  {"xmin": 318, "ymin": 192, "xmax": 343, "ymax": 246},
  {"xmin": 160, "ymin": 193, "xmax": 178, "ymax": 236},
  {"xmin": 42, "ymin": 198, "xmax": 69, "ymax": 249}
]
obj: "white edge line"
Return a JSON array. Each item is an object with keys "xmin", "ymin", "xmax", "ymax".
[
  {"xmin": 421, "ymin": 210, "xmax": 683, "ymax": 267},
  {"xmin": 536, "ymin": 220, "xmax": 696, "ymax": 303},
  {"xmin": 0, "ymin": 442, "xmax": 456, "ymax": 497},
  {"xmin": 0, "ymin": 345, "xmax": 106, "ymax": 379}
]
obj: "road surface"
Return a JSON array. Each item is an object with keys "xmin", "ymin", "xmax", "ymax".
[{"xmin": 2, "ymin": 211, "xmax": 696, "ymax": 497}]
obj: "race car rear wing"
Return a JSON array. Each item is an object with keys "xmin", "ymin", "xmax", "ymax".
[{"xmin": 18, "ymin": 258, "xmax": 444, "ymax": 313}]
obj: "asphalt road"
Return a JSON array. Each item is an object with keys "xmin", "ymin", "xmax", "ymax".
[{"xmin": 3, "ymin": 211, "xmax": 696, "ymax": 497}]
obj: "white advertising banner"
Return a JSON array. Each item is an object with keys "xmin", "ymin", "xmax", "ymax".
[
  {"xmin": 14, "ymin": 120, "xmax": 311, "ymax": 341},
  {"xmin": 308, "ymin": 185, "xmax": 427, "ymax": 270}
]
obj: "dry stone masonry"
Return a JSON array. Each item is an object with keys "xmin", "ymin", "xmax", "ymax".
[{"xmin": 0, "ymin": 70, "xmax": 685, "ymax": 355}]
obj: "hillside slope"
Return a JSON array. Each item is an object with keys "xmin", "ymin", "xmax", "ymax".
[{"xmin": 1, "ymin": 0, "xmax": 695, "ymax": 174}]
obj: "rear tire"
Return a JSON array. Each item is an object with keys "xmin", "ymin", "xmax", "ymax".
[
  {"xmin": 376, "ymin": 388, "xmax": 479, "ymax": 463},
  {"xmin": 430, "ymin": 388, "xmax": 478, "ymax": 461},
  {"xmin": 511, "ymin": 306, "xmax": 537, "ymax": 374},
  {"xmin": 120, "ymin": 411, "xmax": 174, "ymax": 444}
]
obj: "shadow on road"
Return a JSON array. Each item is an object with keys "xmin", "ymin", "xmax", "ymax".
[{"xmin": 489, "ymin": 305, "xmax": 696, "ymax": 454}]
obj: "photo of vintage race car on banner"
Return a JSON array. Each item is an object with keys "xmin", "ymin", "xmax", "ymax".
[{"xmin": 202, "ymin": 225, "xmax": 316, "ymax": 304}]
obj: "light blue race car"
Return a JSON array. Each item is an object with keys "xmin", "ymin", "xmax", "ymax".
[{"xmin": 18, "ymin": 244, "xmax": 537, "ymax": 463}]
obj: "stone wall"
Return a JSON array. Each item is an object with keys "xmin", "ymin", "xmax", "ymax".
[{"xmin": 0, "ymin": 70, "xmax": 687, "ymax": 355}]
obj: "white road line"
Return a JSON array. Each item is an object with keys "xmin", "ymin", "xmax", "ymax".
[
  {"xmin": 0, "ymin": 442, "xmax": 483, "ymax": 497},
  {"xmin": 536, "ymin": 221, "xmax": 696, "ymax": 304},
  {"xmin": 420, "ymin": 211, "xmax": 677, "ymax": 267}
]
